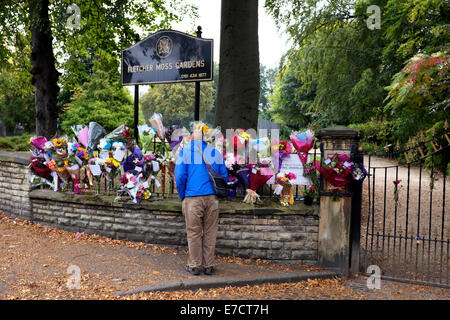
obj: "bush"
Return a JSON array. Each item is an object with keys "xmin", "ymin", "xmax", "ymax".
[
  {"xmin": 349, "ymin": 120, "xmax": 395, "ymax": 155},
  {"xmin": 0, "ymin": 134, "xmax": 33, "ymax": 151}
]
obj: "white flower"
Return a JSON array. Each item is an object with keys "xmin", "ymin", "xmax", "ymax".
[
  {"xmin": 112, "ymin": 142, "xmax": 124, "ymax": 150},
  {"xmin": 98, "ymin": 139, "xmax": 107, "ymax": 149}
]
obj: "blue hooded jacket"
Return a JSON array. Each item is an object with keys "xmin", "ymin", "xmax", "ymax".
[{"xmin": 174, "ymin": 140, "xmax": 228, "ymax": 201}]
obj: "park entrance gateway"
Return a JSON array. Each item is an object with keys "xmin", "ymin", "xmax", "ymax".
[{"xmin": 121, "ymin": 28, "xmax": 213, "ymax": 143}]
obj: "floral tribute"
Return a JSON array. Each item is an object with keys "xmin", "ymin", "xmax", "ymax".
[
  {"xmin": 290, "ymin": 129, "xmax": 315, "ymax": 164},
  {"xmin": 274, "ymin": 172, "xmax": 297, "ymax": 206},
  {"xmin": 27, "ymin": 115, "xmax": 177, "ymax": 203},
  {"xmin": 28, "ymin": 118, "xmax": 367, "ymax": 207}
]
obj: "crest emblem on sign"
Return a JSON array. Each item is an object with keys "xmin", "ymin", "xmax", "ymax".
[{"xmin": 156, "ymin": 36, "xmax": 172, "ymax": 58}]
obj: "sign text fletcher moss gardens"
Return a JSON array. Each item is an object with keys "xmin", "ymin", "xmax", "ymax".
[{"xmin": 121, "ymin": 30, "xmax": 213, "ymax": 85}]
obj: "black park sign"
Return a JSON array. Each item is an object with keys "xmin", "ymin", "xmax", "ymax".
[{"xmin": 121, "ymin": 29, "xmax": 213, "ymax": 85}]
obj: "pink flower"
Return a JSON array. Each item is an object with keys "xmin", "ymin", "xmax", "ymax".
[
  {"xmin": 393, "ymin": 180, "xmax": 401, "ymax": 185},
  {"xmin": 287, "ymin": 172, "xmax": 297, "ymax": 180},
  {"xmin": 75, "ymin": 232, "xmax": 82, "ymax": 239}
]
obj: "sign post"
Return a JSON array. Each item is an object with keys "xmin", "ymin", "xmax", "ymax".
[
  {"xmin": 134, "ymin": 34, "xmax": 140, "ymax": 144},
  {"xmin": 121, "ymin": 28, "xmax": 213, "ymax": 141},
  {"xmin": 194, "ymin": 26, "xmax": 202, "ymax": 121}
]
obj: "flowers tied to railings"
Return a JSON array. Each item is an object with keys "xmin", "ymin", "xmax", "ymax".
[
  {"xmin": 429, "ymin": 170, "xmax": 439, "ymax": 191},
  {"xmin": 393, "ymin": 180, "xmax": 403, "ymax": 207}
]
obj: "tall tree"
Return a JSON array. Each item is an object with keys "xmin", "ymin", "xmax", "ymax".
[
  {"xmin": 29, "ymin": 0, "xmax": 61, "ymax": 138},
  {"xmin": 215, "ymin": 0, "xmax": 260, "ymax": 131},
  {"xmin": 0, "ymin": 0, "xmax": 197, "ymax": 138},
  {"xmin": 60, "ymin": 54, "xmax": 138, "ymax": 133}
]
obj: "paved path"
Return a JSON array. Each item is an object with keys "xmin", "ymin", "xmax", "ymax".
[
  {"xmin": 0, "ymin": 214, "xmax": 331, "ymax": 299},
  {"xmin": 0, "ymin": 213, "xmax": 448, "ymax": 300}
]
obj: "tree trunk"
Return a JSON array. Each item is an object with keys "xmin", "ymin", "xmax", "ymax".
[
  {"xmin": 29, "ymin": 0, "xmax": 60, "ymax": 138},
  {"xmin": 215, "ymin": 0, "xmax": 260, "ymax": 131}
]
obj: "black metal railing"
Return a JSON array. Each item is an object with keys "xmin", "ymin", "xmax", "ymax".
[
  {"xmin": 57, "ymin": 134, "xmax": 321, "ymax": 201},
  {"xmin": 361, "ymin": 143, "xmax": 449, "ymax": 287}
]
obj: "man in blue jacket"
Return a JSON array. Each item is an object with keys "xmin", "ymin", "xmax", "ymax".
[{"xmin": 175, "ymin": 129, "xmax": 228, "ymax": 275}]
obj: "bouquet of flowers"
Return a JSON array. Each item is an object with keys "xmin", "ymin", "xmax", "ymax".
[
  {"xmin": 104, "ymin": 124, "xmax": 134, "ymax": 147},
  {"xmin": 352, "ymin": 163, "xmax": 368, "ymax": 182},
  {"xmin": 290, "ymin": 130, "xmax": 315, "ymax": 165},
  {"xmin": 117, "ymin": 171, "xmax": 150, "ymax": 203},
  {"xmin": 86, "ymin": 122, "xmax": 106, "ymax": 156},
  {"xmin": 139, "ymin": 127, "xmax": 156, "ymax": 154},
  {"xmin": 224, "ymin": 129, "xmax": 246, "ymax": 157},
  {"xmin": 317, "ymin": 153, "xmax": 354, "ymax": 188},
  {"xmin": 274, "ymin": 172, "xmax": 297, "ymax": 206},
  {"xmin": 150, "ymin": 113, "xmax": 165, "ymax": 140},
  {"xmin": 123, "ymin": 146, "xmax": 143, "ymax": 175},
  {"xmin": 271, "ymin": 139, "xmax": 292, "ymax": 171},
  {"xmin": 104, "ymin": 156, "xmax": 121, "ymax": 193},
  {"xmin": 243, "ymin": 165, "xmax": 274, "ymax": 204},
  {"xmin": 30, "ymin": 156, "xmax": 51, "ymax": 178}
]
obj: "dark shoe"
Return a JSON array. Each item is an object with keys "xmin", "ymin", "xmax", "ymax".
[
  {"xmin": 204, "ymin": 267, "xmax": 214, "ymax": 275},
  {"xmin": 184, "ymin": 265, "xmax": 201, "ymax": 275}
]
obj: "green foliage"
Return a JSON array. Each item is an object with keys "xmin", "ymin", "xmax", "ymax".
[
  {"xmin": 0, "ymin": 0, "xmax": 198, "ymax": 132},
  {"xmin": 47, "ymin": 0, "xmax": 198, "ymax": 92},
  {"xmin": 259, "ymin": 64, "xmax": 277, "ymax": 119},
  {"xmin": 60, "ymin": 56, "xmax": 139, "ymax": 133},
  {"xmin": 384, "ymin": 51, "xmax": 449, "ymax": 143},
  {"xmin": 382, "ymin": 0, "xmax": 449, "ymax": 76},
  {"xmin": 140, "ymin": 82, "xmax": 214, "ymax": 129},
  {"xmin": 265, "ymin": 0, "xmax": 449, "ymax": 146},
  {"xmin": 349, "ymin": 120, "xmax": 395, "ymax": 145},
  {"xmin": 268, "ymin": 60, "xmax": 315, "ymax": 136},
  {"xmin": 0, "ymin": 134, "xmax": 34, "ymax": 151},
  {"xmin": 0, "ymin": 31, "xmax": 35, "ymax": 134}
]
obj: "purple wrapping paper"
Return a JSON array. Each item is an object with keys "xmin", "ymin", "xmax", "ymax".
[
  {"xmin": 123, "ymin": 146, "xmax": 143, "ymax": 173},
  {"xmin": 236, "ymin": 167, "xmax": 250, "ymax": 190}
]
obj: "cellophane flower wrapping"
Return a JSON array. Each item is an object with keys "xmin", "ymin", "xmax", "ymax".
[
  {"xmin": 290, "ymin": 129, "xmax": 315, "ymax": 153},
  {"xmin": 77, "ymin": 126, "xmax": 89, "ymax": 147},
  {"xmin": 87, "ymin": 122, "xmax": 106, "ymax": 156},
  {"xmin": 249, "ymin": 166, "xmax": 274, "ymax": 191},
  {"xmin": 243, "ymin": 166, "xmax": 274, "ymax": 204},
  {"xmin": 123, "ymin": 146, "xmax": 143, "ymax": 174},
  {"xmin": 317, "ymin": 153, "xmax": 354, "ymax": 188},
  {"xmin": 30, "ymin": 136, "xmax": 47, "ymax": 150},
  {"xmin": 139, "ymin": 127, "xmax": 156, "ymax": 154},
  {"xmin": 30, "ymin": 156, "xmax": 51, "ymax": 178},
  {"xmin": 150, "ymin": 113, "xmax": 165, "ymax": 140}
]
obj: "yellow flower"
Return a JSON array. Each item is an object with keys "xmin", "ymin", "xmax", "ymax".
[
  {"xmin": 143, "ymin": 190, "xmax": 150, "ymax": 199},
  {"xmin": 52, "ymin": 138, "xmax": 66, "ymax": 147},
  {"xmin": 105, "ymin": 157, "xmax": 120, "ymax": 168},
  {"xmin": 202, "ymin": 125, "xmax": 211, "ymax": 135},
  {"xmin": 239, "ymin": 131, "xmax": 250, "ymax": 141}
]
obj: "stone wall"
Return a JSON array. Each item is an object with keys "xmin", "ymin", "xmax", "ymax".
[
  {"xmin": 0, "ymin": 152, "xmax": 32, "ymax": 220},
  {"xmin": 0, "ymin": 151, "xmax": 320, "ymax": 265}
]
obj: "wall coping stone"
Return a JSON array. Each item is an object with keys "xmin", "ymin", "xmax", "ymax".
[
  {"xmin": 0, "ymin": 151, "xmax": 31, "ymax": 165},
  {"xmin": 29, "ymin": 189, "xmax": 319, "ymax": 216},
  {"xmin": 316, "ymin": 126, "xmax": 362, "ymax": 139}
]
